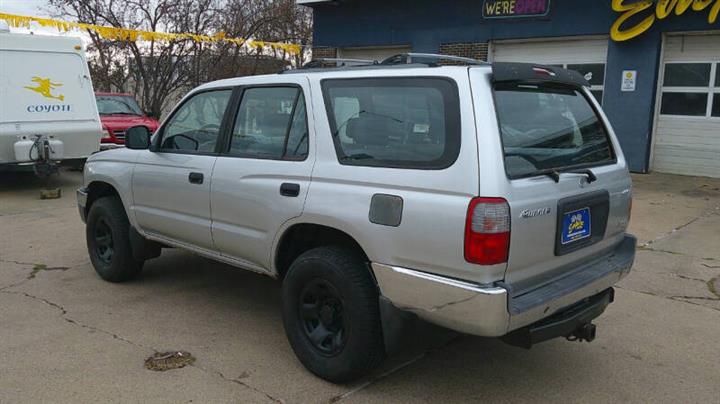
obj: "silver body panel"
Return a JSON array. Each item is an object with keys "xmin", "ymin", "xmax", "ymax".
[{"xmin": 79, "ymin": 65, "xmax": 635, "ymax": 337}]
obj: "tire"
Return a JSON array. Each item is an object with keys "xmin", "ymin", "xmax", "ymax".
[
  {"xmin": 86, "ymin": 196, "xmax": 143, "ymax": 282},
  {"xmin": 282, "ymin": 246, "xmax": 385, "ymax": 383}
]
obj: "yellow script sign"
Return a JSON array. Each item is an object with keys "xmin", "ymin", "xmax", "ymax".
[
  {"xmin": 24, "ymin": 77, "xmax": 65, "ymax": 101},
  {"xmin": 611, "ymin": 0, "xmax": 720, "ymax": 42}
]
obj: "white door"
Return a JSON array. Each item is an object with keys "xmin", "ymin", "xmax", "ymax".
[
  {"xmin": 133, "ymin": 89, "xmax": 233, "ymax": 250},
  {"xmin": 338, "ymin": 46, "xmax": 411, "ymax": 63},
  {"xmin": 492, "ymin": 37, "xmax": 609, "ymax": 103},
  {"xmin": 652, "ymin": 33, "xmax": 720, "ymax": 178},
  {"xmin": 211, "ymin": 80, "xmax": 314, "ymax": 271}
]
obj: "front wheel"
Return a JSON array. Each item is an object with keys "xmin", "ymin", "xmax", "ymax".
[
  {"xmin": 282, "ymin": 246, "xmax": 385, "ymax": 383},
  {"xmin": 86, "ymin": 196, "xmax": 143, "ymax": 282}
]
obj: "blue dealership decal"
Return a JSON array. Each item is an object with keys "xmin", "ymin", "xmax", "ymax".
[{"xmin": 561, "ymin": 207, "xmax": 591, "ymax": 245}]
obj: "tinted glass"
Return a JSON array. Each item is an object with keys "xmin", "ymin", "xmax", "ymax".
[
  {"xmin": 716, "ymin": 65, "xmax": 720, "ymax": 87},
  {"xmin": 660, "ymin": 92, "xmax": 708, "ymax": 116},
  {"xmin": 96, "ymin": 95, "xmax": 143, "ymax": 115},
  {"xmin": 161, "ymin": 90, "xmax": 231, "ymax": 152},
  {"xmin": 494, "ymin": 83, "xmax": 614, "ymax": 179},
  {"xmin": 230, "ymin": 87, "xmax": 301, "ymax": 159},
  {"xmin": 663, "ymin": 63, "xmax": 711, "ymax": 87},
  {"xmin": 285, "ymin": 93, "xmax": 309, "ymax": 159},
  {"xmin": 712, "ymin": 94, "xmax": 720, "ymax": 117},
  {"xmin": 322, "ymin": 78, "xmax": 460, "ymax": 169},
  {"xmin": 567, "ymin": 64, "xmax": 605, "ymax": 86}
]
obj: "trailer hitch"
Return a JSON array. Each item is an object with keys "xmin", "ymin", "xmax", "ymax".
[{"xmin": 566, "ymin": 323, "xmax": 597, "ymax": 343}]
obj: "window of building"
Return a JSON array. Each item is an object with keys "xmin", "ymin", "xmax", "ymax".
[
  {"xmin": 550, "ymin": 64, "xmax": 606, "ymax": 105},
  {"xmin": 229, "ymin": 87, "xmax": 308, "ymax": 160},
  {"xmin": 160, "ymin": 90, "xmax": 232, "ymax": 152},
  {"xmin": 660, "ymin": 62, "xmax": 719, "ymax": 118},
  {"xmin": 322, "ymin": 77, "xmax": 461, "ymax": 169}
]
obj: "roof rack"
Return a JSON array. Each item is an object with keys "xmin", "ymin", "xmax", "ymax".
[
  {"xmin": 380, "ymin": 53, "xmax": 484, "ymax": 66},
  {"xmin": 298, "ymin": 58, "xmax": 378, "ymax": 69},
  {"xmin": 279, "ymin": 52, "xmax": 487, "ymax": 74}
]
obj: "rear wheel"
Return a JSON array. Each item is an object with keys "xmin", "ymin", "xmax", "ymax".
[
  {"xmin": 86, "ymin": 196, "xmax": 143, "ymax": 282},
  {"xmin": 282, "ymin": 246, "xmax": 385, "ymax": 383}
]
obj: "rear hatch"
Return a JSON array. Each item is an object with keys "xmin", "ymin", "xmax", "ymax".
[{"xmin": 475, "ymin": 63, "xmax": 632, "ymax": 293}]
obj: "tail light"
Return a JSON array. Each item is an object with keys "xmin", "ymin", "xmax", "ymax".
[{"xmin": 464, "ymin": 197, "xmax": 510, "ymax": 265}]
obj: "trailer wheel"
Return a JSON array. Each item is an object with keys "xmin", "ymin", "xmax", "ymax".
[{"xmin": 86, "ymin": 196, "xmax": 143, "ymax": 282}]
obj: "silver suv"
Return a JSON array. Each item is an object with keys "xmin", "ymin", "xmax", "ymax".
[{"xmin": 77, "ymin": 54, "xmax": 636, "ymax": 382}]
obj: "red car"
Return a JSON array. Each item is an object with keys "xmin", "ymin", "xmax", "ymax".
[{"xmin": 95, "ymin": 92, "xmax": 160, "ymax": 149}]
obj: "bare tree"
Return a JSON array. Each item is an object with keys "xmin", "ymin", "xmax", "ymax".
[{"xmin": 48, "ymin": 0, "xmax": 312, "ymax": 117}]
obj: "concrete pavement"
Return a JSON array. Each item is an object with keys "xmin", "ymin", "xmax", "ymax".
[{"xmin": 1, "ymin": 170, "xmax": 718, "ymax": 403}]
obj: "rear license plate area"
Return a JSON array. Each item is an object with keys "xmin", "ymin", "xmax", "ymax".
[{"xmin": 555, "ymin": 190, "xmax": 609, "ymax": 256}]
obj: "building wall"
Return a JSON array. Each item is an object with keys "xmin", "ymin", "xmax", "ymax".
[{"xmin": 309, "ymin": 0, "xmax": 719, "ymax": 172}]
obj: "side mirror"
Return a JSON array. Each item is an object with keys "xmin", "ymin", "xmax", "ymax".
[{"xmin": 125, "ymin": 126, "xmax": 152, "ymax": 150}]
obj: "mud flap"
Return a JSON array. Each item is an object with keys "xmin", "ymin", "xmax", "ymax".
[{"xmin": 129, "ymin": 226, "xmax": 163, "ymax": 261}]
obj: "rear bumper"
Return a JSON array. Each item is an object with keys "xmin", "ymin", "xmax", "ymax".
[{"xmin": 371, "ymin": 234, "xmax": 636, "ymax": 338}]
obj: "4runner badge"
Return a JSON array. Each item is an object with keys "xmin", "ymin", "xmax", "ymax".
[{"xmin": 520, "ymin": 207, "xmax": 551, "ymax": 218}]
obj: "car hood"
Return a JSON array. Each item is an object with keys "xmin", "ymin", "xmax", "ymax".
[{"xmin": 100, "ymin": 115, "xmax": 160, "ymax": 132}]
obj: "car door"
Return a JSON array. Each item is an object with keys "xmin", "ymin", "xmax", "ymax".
[
  {"xmin": 132, "ymin": 88, "xmax": 233, "ymax": 251},
  {"xmin": 211, "ymin": 80, "xmax": 314, "ymax": 271}
]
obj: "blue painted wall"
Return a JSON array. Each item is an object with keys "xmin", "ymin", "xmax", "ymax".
[{"xmin": 309, "ymin": 0, "xmax": 719, "ymax": 172}]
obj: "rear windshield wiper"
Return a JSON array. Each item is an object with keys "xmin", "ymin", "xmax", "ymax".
[{"xmin": 533, "ymin": 168, "xmax": 597, "ymax": 183}]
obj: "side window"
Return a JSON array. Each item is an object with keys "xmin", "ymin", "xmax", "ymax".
[
  {"xmin": 321, "ymin": 78, "xmax": 461, "ymax": 169},
  {"xmin": 229, "ymin": 87, "xmax": 308, "ymax": 160},
  {"xmin": 161, "ymin": 90, "xmax": 232, "ymax": 153}
]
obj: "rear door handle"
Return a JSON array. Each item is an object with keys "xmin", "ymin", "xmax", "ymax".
[
  {"xmin": 280, "ymin": 183, "xmax": 300, "ymax": 197},
  {"xmin": 188, "ymin": 172, "xmax": 204, "ymax": 184}
]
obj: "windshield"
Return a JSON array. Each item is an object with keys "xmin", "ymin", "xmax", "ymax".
[
  {"xmin": 494, "ymin": 83, "xmax": 614, "ymax": 179},
  {"xmin": 96, "ymin": 95, "xmax": 143, "ymax": 116}
]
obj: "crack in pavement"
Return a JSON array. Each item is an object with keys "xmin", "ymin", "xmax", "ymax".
[
  {"xmin": 616, "ymin": 286, "xmax": 720, "ymax": 313},
  {"xmin": 0, "ymin": 287, "xmax": 291, "ymax": 402},
  {"xmin": 328, "ymin": 335, "xmax": 464, "ymax": 403},
  {"xmin": 640, "ymin": 216, "xmax": 701, "ymax": 248},
  {"xmin": 0, "ymin": 289, "xmax": 153, "ymax": 350},
  {"xmin": 0, "ymin": 259, "xmax": 39, "ymax": 266},
  {"xmin": 328, "ymin": 353, "xmax": 427, "ymax": 403},
  {"xmin": 192, "ymin": 365, "xmax": 285, "ymax": 403}
]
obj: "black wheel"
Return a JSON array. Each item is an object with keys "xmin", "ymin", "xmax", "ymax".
[
  {"xmin": 282, "ymin": 246, "xmax": 385, "ymax": 383},
  {"xmin": 86, "ymin": 196, "xmax": 143, "ymax": 282}
]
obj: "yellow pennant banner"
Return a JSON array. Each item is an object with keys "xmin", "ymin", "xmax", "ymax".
[{"xmin": 0, "ymin": 12, "xmax": 301, "ymax": 55}]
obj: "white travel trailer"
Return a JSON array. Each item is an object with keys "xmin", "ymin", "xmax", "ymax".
[{"xmin": 0, "ymin": 25, "xmax": 101, "ymax": 176}]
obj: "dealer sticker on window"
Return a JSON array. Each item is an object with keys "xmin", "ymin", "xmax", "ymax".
[{"xmin": 561, "ymin": 207, "xmax": 591, "ymax": 245}]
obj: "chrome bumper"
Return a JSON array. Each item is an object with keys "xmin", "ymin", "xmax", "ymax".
[
  {"xmin": 77, "ymin": 187, "xmax": 88, "ymax": 223},
  {"xmin": 371, "ymin": 234, "xmax": 636, "ymax": 337}
]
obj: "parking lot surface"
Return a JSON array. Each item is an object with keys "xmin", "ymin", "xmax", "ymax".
[{"xmin": 1, "ymin": 170, "xmax": 719, "ymax": 403}]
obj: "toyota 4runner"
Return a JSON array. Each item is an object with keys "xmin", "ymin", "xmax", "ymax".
[{"xmin": 77, "ymin": 54, "xmax": 636, "ymax": 383}]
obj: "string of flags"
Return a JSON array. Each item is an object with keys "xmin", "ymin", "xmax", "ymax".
[{"xmin": 0, "ymin": 12, "xmax": 302, "ymax": 55}]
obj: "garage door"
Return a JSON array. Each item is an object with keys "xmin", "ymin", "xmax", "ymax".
[
  {"xmin": 338, "ymin": 46, "xmax": 411, "ymax": 63},
  {"xmin": 652, "ymin": 33, "xmax": 720, "ymax": 178},
  {"xmin": 492, "ymin": 38, "xmax": 609, "ymax": 103}
]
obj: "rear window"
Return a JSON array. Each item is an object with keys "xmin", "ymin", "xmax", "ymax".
[
  {"xmin": 494, "ymin": 83, "xmax": 615, "ymax": 179},
  {"xmin": 322, "ymin": 77, "xmax": 460, "ymax": 169}
]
